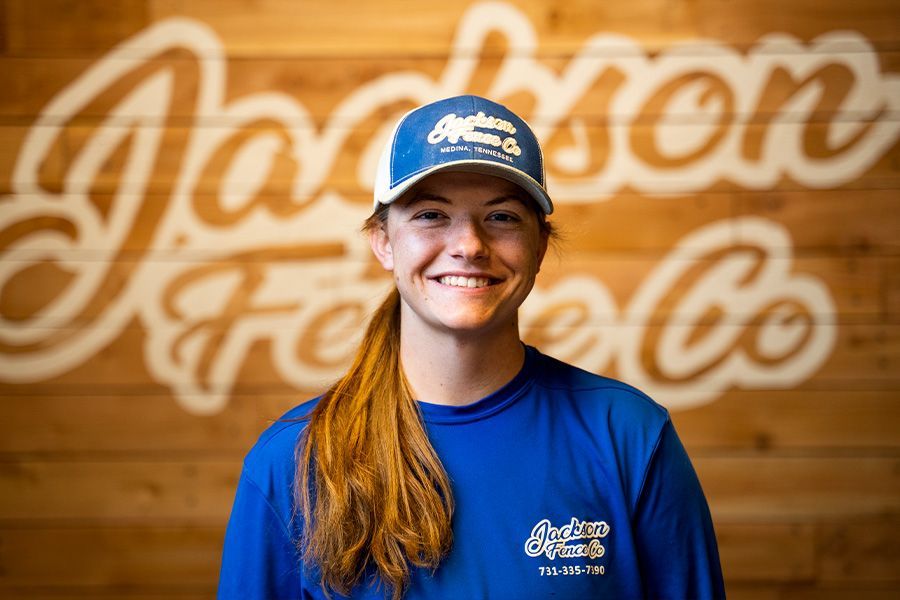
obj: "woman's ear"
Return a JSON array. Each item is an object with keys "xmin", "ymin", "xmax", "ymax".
[{"xmin": 369, "ymin": 225, "xmax": 394, "ymax": 271}]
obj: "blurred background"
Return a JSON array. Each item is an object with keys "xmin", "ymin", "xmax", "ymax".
[{"xmin": 1, "ymin": 0, "xmax": 898, "ymax": 597}]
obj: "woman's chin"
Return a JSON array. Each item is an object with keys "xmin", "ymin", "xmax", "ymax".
[{"xmin": 433, "ymin": 312, "xmax": 518, "ymax": 336}]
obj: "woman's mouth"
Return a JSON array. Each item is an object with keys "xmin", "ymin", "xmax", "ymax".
[{"xmin": 438, "ymin": 275, "xmax": 492, "ymax": 289}]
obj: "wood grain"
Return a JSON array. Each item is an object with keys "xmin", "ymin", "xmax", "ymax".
[
  {"xmin": 0, "ymin": 519, "xmax": 893, "ymax": 592},
  {"xmin": 0, "ymin": 251, "xmax": 887, "ymax": 325},
  {"xmin": 0, "ymin": 526, "xmax": 222, "ymax": 588},
  {"xmin": 142, "ymin": 0, "xmax": 900, "ymax": 56},
  {"xmin": 0, "ymin": 387, "xmax": 895, "ymax": 456},
  {"xmin": 817, "ymin": 515, "xmax": 900, "ymax": 583},
  {"xmin": 1, "ymin": 122, "xmax": 896, "ymax": 197},
  {"xmin": 0, "ymin": 392, "xmax": 300, "ymax": 455},
  {"xmin": 1, "ymin": 0, "xmax": 898, "ymax": 596},
  {"xmin": 698, "ymin": 456, "xmax": 900, "ymax": 520},
  {"xmin": 726, "ymin": 583, "xmax": 900, "ymax": 600},
  {"xmin": 716, "ymin": 522, "xmax": 815, "ymax": 582},
  {"xmin": 0, "ymin": 454, "xmax": 896, "ymax": 522},
  {"xmin": 2, "ymin": 50, "xmax": 898, "ymax": 120},
  {"xmin": 673, "ymin": 389, "xmax": 900, "ymax": 451},
  {"xmin": 0, "ymin": 459, "xmax": 241, "ymax": 522},
  {"xmin": 9, "ymin": 0, "xmax": 896, "ymax": 57},
  {"xmin": 0, "ymin": 321, "xmax": 896, "ymax": 390}
]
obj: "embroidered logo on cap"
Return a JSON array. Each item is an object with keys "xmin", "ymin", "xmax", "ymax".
[{"xmin": 427, "ymin": 111, "xmax": 522, "ymax": 157}]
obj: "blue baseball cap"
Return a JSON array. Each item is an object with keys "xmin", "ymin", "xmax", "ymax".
[{"xmin": 373, "ymin": 95, "xmax": 553, "ymax": 214}]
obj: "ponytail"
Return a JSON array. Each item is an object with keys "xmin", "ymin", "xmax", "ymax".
[{"xmin": 296, "ymin": 287, "xmax": 454, "ymax": 599}]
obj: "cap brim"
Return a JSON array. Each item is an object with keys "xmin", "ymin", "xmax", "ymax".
[{"xmin": 375, "ymin": 160, "xmax": 553, "ymax": 215}]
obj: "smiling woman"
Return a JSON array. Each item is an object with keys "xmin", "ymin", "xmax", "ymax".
[{"xmin": 217, "ymin": 95, "xmax": 725, "ymax": 599}]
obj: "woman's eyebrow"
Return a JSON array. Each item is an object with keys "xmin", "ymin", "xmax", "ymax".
[
  {"xmin": 485, "ymin": 194, "xmax": 529, "ymax": 207},
  {"xmin": 406, "ymin": 192, "xmax": 451, "ymax": 205},
  {"xmin": 404, "ymin": 191, "xmax": 528, "ymax": 207}
]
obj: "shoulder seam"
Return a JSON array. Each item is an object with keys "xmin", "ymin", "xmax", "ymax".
[
  {"xmin": 251, "ymin": 417, "xmax": 309, "ymax": 455},
  {"xmin": 240, "ymin": 468, "xmax": 295, "ymax": 541},
  {"xmin": 535, "ymin": 380, "xmax": 668, "ymax": 414},
  {"xmin": 633, "ymin": 416, "xmax": 672, "ymax": 517}
]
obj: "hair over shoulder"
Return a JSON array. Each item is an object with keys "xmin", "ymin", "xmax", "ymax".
[{"xmin": 295, "ymin": 287, "xmax": 454, "ymax": 599}]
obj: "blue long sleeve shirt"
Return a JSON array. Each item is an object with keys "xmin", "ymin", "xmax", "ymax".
[{"xmin": 218, "ymin": 346, "xmax": 725, "ymax": 599}]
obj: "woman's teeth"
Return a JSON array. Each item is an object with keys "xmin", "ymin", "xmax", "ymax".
[{"xmin": 439, "ymin": 276, "xmax": 491, "ymax": 288}]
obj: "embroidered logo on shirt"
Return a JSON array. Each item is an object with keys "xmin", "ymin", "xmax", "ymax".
[{"xmin": 524, "ymin": 517, "xmax": 610, "ymax": 560}]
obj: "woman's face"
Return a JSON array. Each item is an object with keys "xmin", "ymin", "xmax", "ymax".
[{"xmin": 369, "ymin": 171, "xmax": 548, "ymax": 337}]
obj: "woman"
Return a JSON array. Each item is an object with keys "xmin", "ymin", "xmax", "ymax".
[{"xmin": 218, "ymin": 95, "xmax": 725, "ymax": 599}]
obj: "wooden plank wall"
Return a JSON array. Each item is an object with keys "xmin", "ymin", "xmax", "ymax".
[{"xmin": 1, "ymin": 0, "xmax": 898, "ymax": 597}]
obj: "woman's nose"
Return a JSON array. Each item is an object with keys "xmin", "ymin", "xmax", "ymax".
[{"xmin": 449, "ymin": 219, "xmax": 489, "ymax": 261}]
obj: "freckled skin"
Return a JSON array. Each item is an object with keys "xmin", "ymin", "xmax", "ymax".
[{"xmin": 369, "ymin": 171, "xmax": 548, "ymax": 340}]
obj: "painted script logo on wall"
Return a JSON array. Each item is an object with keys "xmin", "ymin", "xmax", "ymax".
[
  {"xmin": 1, "ymin": 2, "xmax": 895, "ymax": 414},
  {"xmin": 525, "ymin": 518, "xmax": 610, "ymax": 560}
]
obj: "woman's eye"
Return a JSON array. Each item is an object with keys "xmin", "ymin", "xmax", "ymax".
[
  {"xmin": 414, "ymin": 211, "xmax": 443, "ymax": 220},
  {"xmin": 488, "ymin": 212, "xmax": 521, "ymax": 223}
]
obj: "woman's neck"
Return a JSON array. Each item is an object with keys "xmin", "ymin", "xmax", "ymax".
[{"xmin": 399, "ymin": 319, "xmax": 526, "ymax": 407}]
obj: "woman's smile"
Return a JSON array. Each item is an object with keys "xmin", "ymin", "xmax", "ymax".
[{"xmin": 435, "ymin": 275, "xmax": 493, "ymax": 289}]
